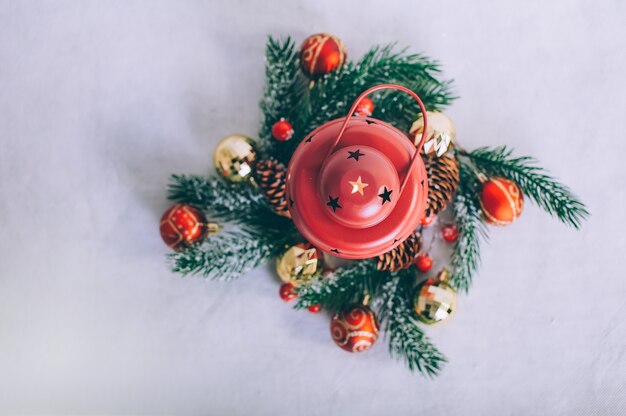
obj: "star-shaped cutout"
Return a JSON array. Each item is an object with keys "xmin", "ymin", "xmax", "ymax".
[
  {"xmin": 348, "ymin": 176, "xmax": 369, "ymax": 195},
  {"xmin": 378, "ymin": 187, "xmax": 393, "ymax": 205},
  {"xmin": 326, "ymin": 195, "xmax": 342, "ymax": 212},
  {"xmin": 330, "ymin": 248, "xmax": 341, "ymax": 254},
  {"xmin": 347, "ymin": 149, "xmax": 365, "ymax": 161},
  {"xmin": 289, "ymin": 197, "xmax": 294, "ymax": 207},
  {"xmin": 365, "ymin": 119, "xmax": 376, "ymax": 125},
  {"xmin": 305, "ymin": 134, "xmax": 315, "ymax": 143}
]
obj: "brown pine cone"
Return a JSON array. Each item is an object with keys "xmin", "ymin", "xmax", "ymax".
[
  {"xmin": 424, "ymin": 153, "xmax": 460, "ymax": 217},
  {"xmin": 255, "ymin": 158, "xmax": 291, "ymax": 218},
  {"xmin": 377, "ymin": 232, "xmax": 422, "ymax": 272}
]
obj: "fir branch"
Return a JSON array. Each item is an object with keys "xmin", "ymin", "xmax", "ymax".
[
  {"xmin": 264, "ymin": 43, "xmax": 456, "ymax": 163},
  {"xmin": 169, "ymin": 229, "xmax": 289, "ymax": 280},
  {"xmin": 450, "ymin": 162, "xmax": 488, "ymax": 293},
  {"xmin": 461, "ymin": 146, "xmax": 589, "ymax": 228},
  {"xmin": 295, "ymin": 260, "xmax": 385, "ymax": 312},
  {"xmin": 167, "ymin": 174, "xmax": 263, "ymax": 222},
  {"xmin": 258, "ymin": 36, "xmax": 308, "ymax": 158},
  {"xmin": 380, "ymin": 270, "xmax": 447, "ymax": 377},
  {"xmin": 304, "ymin": 45, "xmax": 456, "ymax": 134}
]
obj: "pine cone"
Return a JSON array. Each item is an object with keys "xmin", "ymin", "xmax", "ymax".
[
  {"xmin": 424, "ymin": 153, "xmax": 460, "ymax": 217},
  {"xmin": 377, "ymin": 232, "xmax": 422, "ymax": 272},
  {"xmin": 255, "ymin": 158, "xmax": 291, "ymax": 218}
]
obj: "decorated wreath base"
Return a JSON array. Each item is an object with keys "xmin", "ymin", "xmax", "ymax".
[{"xmin": 160, "ymin": 34, "xmax": 588, "ymax": 377}]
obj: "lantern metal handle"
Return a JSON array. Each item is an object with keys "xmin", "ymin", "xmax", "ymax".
[{"xmin": 323, "ymin": 84, "xmax": 429, "ymax": 195}]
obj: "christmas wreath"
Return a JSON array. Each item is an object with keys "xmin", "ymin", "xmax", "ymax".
[{"xmin": 159, "ymin": 34, "xmax": 588, "ymax": 377}]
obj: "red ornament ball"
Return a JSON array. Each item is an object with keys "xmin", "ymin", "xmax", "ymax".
[
  {"xmin": 330, "ymin": 304, "xmax": 379, "ymax": 353},
  {"xmin": 308, "ymin": 304, "xmax": 322, "ymax": 314},
  {"xmin": 421, "ymin": 214, "xmax": 436, "ymax": 226},
  {"xmin": 271, "ymin": 119, "xmax": 294, "ymax": 142},
  {"xmin": 279, "ymin": 283, "xmax": 297, "ymax": 302},
  {"xmin": 355, "ymin": 97, "xmax": 375, "ymax": 117},
  {"xmin": 415, "ymin": 254, "xmax": 433, "ymax": 272},
  {"xmin": 159, "ymin": 204, "xmax": 208, "ymax": 250},
  {"xmin": 480, "ymin": 177, "xmax": 524, "ymax": 226},
  {"xmin": 300, "ymin": 33, "xmax": 346, "ymax": 78},
  {"xmin": 441, "ymin": 224, "xmax": 459, "ymax": 243}
]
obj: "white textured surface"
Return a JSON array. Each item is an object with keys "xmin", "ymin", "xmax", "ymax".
[{"xmin": 1, "ymin": 1, "xmax": 625, "ymax": 414}]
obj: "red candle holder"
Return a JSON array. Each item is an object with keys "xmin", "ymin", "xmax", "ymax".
[{"xmin": 286, "ymin": 84, "xmax": 430, "ymax": 259}]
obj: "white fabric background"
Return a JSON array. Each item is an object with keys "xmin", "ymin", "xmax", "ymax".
[{"xmin": 1, "ymin": 1, "xmax": 625, "ymax": 414}]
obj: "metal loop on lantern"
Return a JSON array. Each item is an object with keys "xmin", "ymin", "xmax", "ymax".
[{"xmin": 323, "ymin": 84, "xmax": 430, "ymax": 196}]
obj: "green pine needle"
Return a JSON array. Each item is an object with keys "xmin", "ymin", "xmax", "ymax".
[
  {"xmin": 380, "ymin": 270, "xmax": 447, "ymax": 377},
  {"xmin": 258, "ymin": 40, "xmax": 456, "ymax": 164},
  {"xmin": 462, "ymin": 146, "xmax": 589, "ymax": 229},
  {"xmin": 449, "ymin": 162, "xmax": 488, "ymax": 293},
  {"xmin": 295, "ymin": 260, "xmax": 384, "ymax": 312},
  {"xmin": 169, "ymin": 229, "xmax": 289, "ymax": 280}
]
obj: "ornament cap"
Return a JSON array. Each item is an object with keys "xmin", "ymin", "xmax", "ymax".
[{"xmin": 436, "ymin": 268, "xmax": 451, "ymax": 283}]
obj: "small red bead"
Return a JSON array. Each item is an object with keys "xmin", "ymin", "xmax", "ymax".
[
  {"xmin": 441, "ymin": 224, "xmax": 459, "ymax": 243},
  {"xmin": 421, "ymin": 214, "xmax": 435, "ymax": 226},
  {"xmin": 308, "ymin": 304, "xmax": 322, "ymax": 313},
  {"xmin": 279, "ymin": 283, "xmax": 297, "ymax": 302},
  {"xmin": 355, "ymin": 97, "xmax": 375, "ymax": 117},
  {"xmin": 272, "ymin": 119, "xmax": 294, "ymax": 142},
  {"xmin": 415, "ymin": 254, "xmax": 433, "ymax": 272}
]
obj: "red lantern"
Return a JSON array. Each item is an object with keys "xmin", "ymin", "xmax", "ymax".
[{"xmin": 285, "ymin": 84, "xmax": 430, "ymax": 259}]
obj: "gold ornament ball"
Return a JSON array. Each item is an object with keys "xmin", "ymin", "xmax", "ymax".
[
  {"xmin": 413, "ymin": 268, "xmax": 457, "ymax": 325},
  {"xmin": 213, "ymin": 134, "xmax": 257, "ymax": 182},
  {"xmin": 409, "ymin": 111, "xmax": 456, "ymax": 157},
  {"xmin": 276, "ymin": 242, "xmax": 323, "ymax": 285}
]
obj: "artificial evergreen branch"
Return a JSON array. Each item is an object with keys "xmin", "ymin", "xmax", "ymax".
[
  {"xmin": 449, "ymin": 162, "xmax": 488, "ymax": 293},
  {"xmin": 169, "ymin": 229, "xmax": 290, "ymax": 280},
  {"xmin": 168, "ymin": 174, "xmax": 296, "ymax": 233},
  {"xmin": 380, "ymin": 270, "xmax": 447, "ymax": 377},
  {"xmin": 258, "ymin": 36, "xmax": 308, "ymax": 159},
  {"xmin": 460, "ymin": 146, "xmax": 589, "ymax": 228},
  {"xmin": 303, "ymin": 45, "xmax": 455, "ymax": 135},
  {"xmin": 168, "ymin": 175, "xmax": 263, "ymax": 221},
  {"xmin": 260, "ymin": 42, "xmax": 456, "ymax": 163},
  {"xmin": 295, "ymin": 260, "xmax": 385, "ymax": 312}
]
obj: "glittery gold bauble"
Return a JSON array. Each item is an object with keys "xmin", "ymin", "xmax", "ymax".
[
  {"xmin": 213, "ymin": 134, "xmax": 257, "ymax": 182},
  {"xmin": 409, "ymin": 111, "xmax": 456, "ymax": 157},
  {"xmin": 276, "ymin": 242, "xmax": 323, "ymax": 285},
  {"xmin": 413, "ymin": 268, "xmax": 457, "ymax": 325}
]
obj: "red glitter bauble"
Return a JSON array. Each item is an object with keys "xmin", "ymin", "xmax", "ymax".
[
  {"xmin": 159, "ymin": 204, "xmax": 208, "ymax": 250},
  {"xmin": 421, "ymin": 214, "xmax": 436, "ymax": 226},
  {"xmin": 279, "ymin": 282, "xmax": 297, "ymax": 302},
  {"xmin": 330, "ymin": 304, "xmax": 379, "ymax": 353},
  {"xmin": 415, "ymin": 254, "xmax": 433, "ymax": 272},
  {"xmin": 271, "ymin": 119, "xmax": 294, "ymax": 142},
  {"xmin": 441, "ymin": 224, "xmax": 459, "ymax": 243},
  {"xmin": 480, "ymin": 177, "xmax": 524, "ymax": 226},
  {"xmin": 355, "ymin": 97, "xmax": 374, "ymax": 117},
  {"xmin": 308, "ymin": 304, "xmax": 322, "ymax": 314},
  {"xmin": 299, "ymin": 33, "xmax": 346, "ymax": 78}
]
